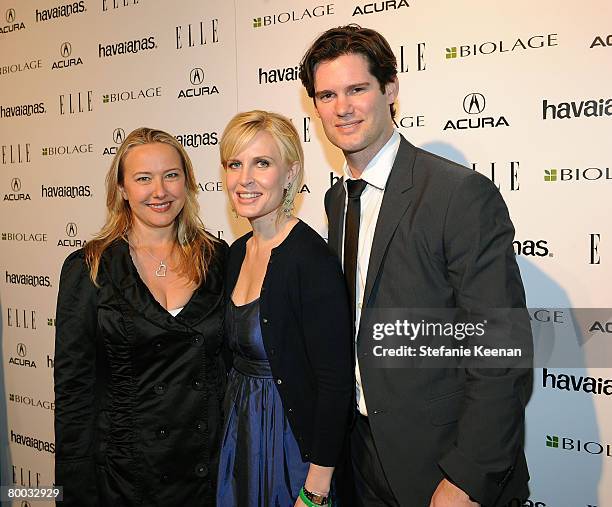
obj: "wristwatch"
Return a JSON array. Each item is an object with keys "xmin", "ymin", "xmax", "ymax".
[{"xmin": 302, "ymin": 487, "xmax": 330, "ymax": 506}]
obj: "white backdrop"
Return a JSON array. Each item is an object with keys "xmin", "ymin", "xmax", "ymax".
[{"xmin": 0, "ymin": 1, "xmax": 610, "ymax": 505}]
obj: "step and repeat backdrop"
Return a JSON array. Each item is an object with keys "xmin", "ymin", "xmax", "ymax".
[{"xmin": 0, "ymin": 0, "xmax": 610, "ymax": 505}]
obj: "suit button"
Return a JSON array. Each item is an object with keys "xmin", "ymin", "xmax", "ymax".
[
  {"xmin": 262, "ymin": 318, "xmax": 269, "ymax": 324},
  {"xmin": 304, "ymin": 453, "xmax": 310, "ymax": 460},
  {"xmin": 269, "ymin": 348, "xmax": 275, "ymax": 355},
  {"xmin": 160, "ymin": 473, "xmax": 170, "ymax": 483},
  {"xmin": 195, "ymin": 420, "xmax": 208, "ymax": 433},
  {"xmin": 192, "ymin": 378, "xmax": 205, "ymax": 391},
  {"xmin": 157, "ymin": 428, "xmax": 169, "ymax": 439},
  {"xmin": 153, "ymin": 383, "xmax": 167, "ymax": 395},
  {"xmin": 276, "ymin": 379, "xmax": 282, "ymax": 385},
  {"xmin": 195, "ymin": 463, "xmax": 209, "ymax": 477},
  {"xmin": 288, "ymin": 408, "xmax": 293, "ymax": 413},
  {"xmin": 154, "ymin": 340, "xmax": 163, "ymax": 351},
  {"xmin": 191, "ymin": 335, "xmax": 203, "ymax": 346}
]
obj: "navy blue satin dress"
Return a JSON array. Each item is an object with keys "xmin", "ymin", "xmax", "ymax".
[{"xmin": 216, "ymin": 298, "xmax": 309, "ymax": 506}]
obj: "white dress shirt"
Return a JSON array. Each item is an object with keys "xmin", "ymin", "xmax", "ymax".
[{"xmin": 341, "ymin": 130, "xmax": 401, "ymax": 416}]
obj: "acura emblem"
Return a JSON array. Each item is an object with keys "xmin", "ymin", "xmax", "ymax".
[{"xmin": 463, "ymin": 93, "xmax": 486, "ymax": 115}]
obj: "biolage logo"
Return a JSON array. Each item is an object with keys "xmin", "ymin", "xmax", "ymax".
[
  {"xmin": 41, "ymin": 183, "xmax": 92, "ymax": 199},
  {"xmin": 9, "ymin": 343, "xmax": 37, "ymax": 368},
  {"xmin": 1, "ymin": 7, "xmax": 25, "ymax": 34},
  {"xmin": 252, "ymin": 4, "xmax": 335, "ymax": 29},
  {"xmin": 3, "ymin": 177, "xmax": 31, "ymax": 201},
  {"xmin": 198, "ymin": 181, "xmax": 223, "ymax": 192},
  {"xmin": 591, "ymin": 34, "xmax": 612, "ymax": 48},
  {"xmin": 36, "ymin": 1, "xmax": 86, "ymax": 22},
  {"xmin": 177, "ymin": 67, "xmax": 219, "ymax": 99},
  {"xmin": 58, "ymin": 221, "xmax": 86, "ymax": 247},
  {"xmin": 0, "ymin": 58, "xmax": 42, "ymax": 76},
  {"xmin": 393, "ymin": 114, "xmax": 425, "ymax": 130},
  {"xmin": 175, "ymin": 131, "xmax": 218, "ymax": 148},
  {"xmin": 51, "ymin": 41, "xmax": 84, "ymax": 70},
  {"xmin": 0, "ymin": 101, "xmax": 45, "ymax": 119},
  {"xmin": 446, "ymin": 33, "xmax": 558, "ymax": 60},
  {"xmin": 102, "ymin": 127, "xmax": 126, "ymax": 155},
  {"xmin": 1, "ymin": 144, "xmax": 31, "ymax": 164},
  {"xmin": 544, "ymin": 166, "xmax": 611, "ymax": 183},
  {"xmin": 542, "ymin": 97, "xmax": 612, "ymax": 120},
  {"xmin": 2, "ymin": 231, "xmax": 47, "ymax": 242},
  {"xmin": 543, "ymin": 368, "xmax": 612, "ymax": 395},
  {"xmin": 504, "ymin": 499, "xmax": 547, "ymax": 507},
  {"xmin": 545, "ymin": 433, "xmax": 612, "ymax": 457},
  {"xmin": 352, "ymin": 0, "xmax": 409, "ymax": 16},
  {"xmin": 9, "ymin": 393, "xmax": 54, "ymax": 411},
  {"xmin": 42, "ymin": 142, "xmax": 94, "ymax": 157},
  {"xmin": 175, "ymin": 18, "xmax": 219, "ymax": 49},
  {"xmin": 5, "ymin": 270, "xmax": 52, "ymax": 287},
  {"xmin": 102, "ymin": 86, "xmax": 162, "ymax": 104},
  {"xmin": 443, "ymin": 93, "xmax": 509, "ymax": 131},
  {"xmin": 258, "ymin": 64, "xmax": 299, "ymax": 85},
  {"xmin": 512, "ymin": 239, "xmax": 552, "ymax": 258},
  {"xmin": 98, "ymin": 35, "xmax": 157, "ymax": 58}
]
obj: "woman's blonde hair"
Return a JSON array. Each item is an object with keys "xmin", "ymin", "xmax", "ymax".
[
  {"xmin": 219, "ymin": 110, "xmax": 304, "ymax": 216},
  {"xmin": 84, "ymin": 127, "xmax": 217, "ymax": 286}
]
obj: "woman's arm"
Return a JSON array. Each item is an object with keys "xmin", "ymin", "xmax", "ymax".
[
  {"xmin": 298, "ymin": 246, "xmax": 354, "ymax": 491},
  {"xmin": 54, "ymin": 251, "xmax": 99, "ymax": 507}
]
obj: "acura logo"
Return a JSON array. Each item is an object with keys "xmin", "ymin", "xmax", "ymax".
[
  {"xmin": 66, "ymin": 222, "xmax": 77, "ymax": 237},
  {"xmin": 6, "ymin": 8, "xmax": 15, "ymax": 23},
  {"xmin": 113, "ymin": 127, "xmax": 126, "ymax": 144},
  {"xmin": 463, "ymin": 93, "xmax": 486, "ymax": 114},
  {"xmin": 60, "ymin": 42, "xmax": 72, "ymax": 58},
  {"xmin": 11, "ymin": 177, "xmax": 21, "ymax": 192},
  {"xmin": 17, "ymin": 343, "xmax": 26, "ymax": 357},
  {"xmin": 190, "ymin": 67, "xmax": 205, "ymax": 86}
]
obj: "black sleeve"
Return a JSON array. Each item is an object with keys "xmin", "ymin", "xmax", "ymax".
[
  {"xmin": 54, "ymin": 250, "xmax": 99, "ymax": 507},
  {"xmin": 437, "ymin": 173, "xmax": 532, "ymax": 505},
  {"xmin": 298, "ymin": 243, "xmax": 354, "ymax": 466}
]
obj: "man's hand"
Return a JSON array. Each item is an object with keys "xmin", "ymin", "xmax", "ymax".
[{"xmin": 429, "ymin": 478, "xmax": 479, "ymax": 507}]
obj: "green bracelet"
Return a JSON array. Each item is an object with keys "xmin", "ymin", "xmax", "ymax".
[{"xmin": 299, "ymin": 487, "xmax": 331, "ymax": 507}]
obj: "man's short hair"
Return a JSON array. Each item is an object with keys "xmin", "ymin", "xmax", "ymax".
[{"xmin": 299, "ymin": 24, "xmax": 398, "ymax": 118}]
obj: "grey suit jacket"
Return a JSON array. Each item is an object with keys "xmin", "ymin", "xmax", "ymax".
[{"xmin": 324, "ymin": 135, "xmax": 532, "ymax": 506}]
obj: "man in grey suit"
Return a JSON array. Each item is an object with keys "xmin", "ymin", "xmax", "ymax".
[{"xmin": 299, "ymin": 25, "xmax": 532, "ymax": 507}]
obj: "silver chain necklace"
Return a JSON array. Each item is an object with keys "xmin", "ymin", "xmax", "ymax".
[{"xmin": 130, "ymin": 240, "xmax": 175, "ymax": 277}]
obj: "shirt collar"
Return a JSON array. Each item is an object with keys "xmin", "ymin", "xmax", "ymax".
[{"xmin": 342, "ymin": 130, "xmax": 401, "ymax": 191}]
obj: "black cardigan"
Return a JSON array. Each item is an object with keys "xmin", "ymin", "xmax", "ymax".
[{"xmin": 226, "ymin": 219, "xmax": 354, "ymax": 466}]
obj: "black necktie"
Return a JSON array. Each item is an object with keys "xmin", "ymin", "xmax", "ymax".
[{"xmin": 344, "ymin": 179, "xmax": 368, "ymax": 323}]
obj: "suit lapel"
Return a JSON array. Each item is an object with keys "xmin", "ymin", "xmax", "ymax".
[
  {"xmin": 362, "ymin": 137, "xmax": 417, "ymax": 310},
  {"xmin": 327, "ymin": 180, "xmax": 346, "ymax": 258}
]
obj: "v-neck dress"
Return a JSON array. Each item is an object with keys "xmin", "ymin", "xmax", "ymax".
[{"xmin": 216, "ymin": 298, "xmax": 309, "ymax": 506}]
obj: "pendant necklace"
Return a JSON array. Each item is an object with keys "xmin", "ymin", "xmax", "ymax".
[{"xmin": 130, "ymin": 240, "xmax": 174, "ymax": 277}]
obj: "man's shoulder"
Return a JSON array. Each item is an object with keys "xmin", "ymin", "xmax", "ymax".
[{"xmin": 412, "ymin": 144, "xmax": 475, "ymax": 183}]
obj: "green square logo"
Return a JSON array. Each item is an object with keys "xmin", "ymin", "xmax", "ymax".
[
  {"xmin": 546, "ymin": 435, "xmax": 559, "ymax": 448},
  {"xmin": 42, "ymin": 148, "xmax": 48, "ymax": 156},
  {"xmin": 253, "ymin": 17, "xmax": 262, "ymax": 28},
  {"xmin": 446, "ymin": 47, "xmax": 457, "ymax": 59},
  {"xmin": 103, "ymin": 94, "xmax": 109, "ymax": 103},
  {"xmin": 544, "ymin": 169, "xmax": 557, "ymax": 182}
]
